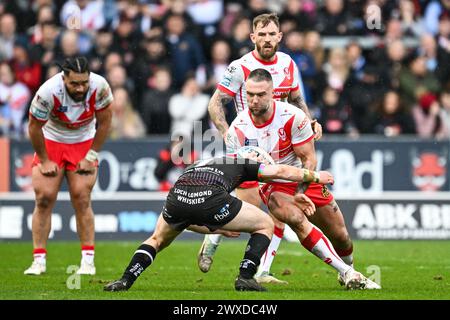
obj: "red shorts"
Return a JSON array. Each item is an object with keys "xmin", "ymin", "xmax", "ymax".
[
  {"xmin": 238, "ymin": 181, "xmax": 259, "ymax": 189},
  {"xmin": 32, "ymin": 139, "xmax": 97, "ymax": 171},
  {"xmin": 259, "ymin": 182, "xmax": 334, "ymax": 207}
]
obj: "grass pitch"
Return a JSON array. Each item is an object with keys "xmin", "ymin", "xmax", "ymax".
[{"xmin": 1, "ymin": 240, "xmax": 449, "ymax": 300}]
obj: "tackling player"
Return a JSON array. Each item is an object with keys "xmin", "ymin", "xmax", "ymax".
[
  {"xmin": 104, "ymin": 155, "xmax": 335, "ymax": 292},
  {"xmin": 24, "ymin": 57, "xmax": 113, "ymax": 276}
]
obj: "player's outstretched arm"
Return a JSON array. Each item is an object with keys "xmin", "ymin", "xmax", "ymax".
[
  {"xmin": 259, "ymin": 164, "xmax": 334, "ymax": 185},
  {"xmin": 208, "ymin": 89, "xmax": 233, "ymax": 139}
]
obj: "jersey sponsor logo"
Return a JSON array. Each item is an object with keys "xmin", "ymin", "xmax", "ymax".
[
  {"xmin": 36, "ymin": 95, "xmax": 50, "ymax": 108},
  {"xmin": 227, "ymin": 66, "xmax": 236, "ymax": 74},
  {"xmin": 244, "ymin": 138, "xmax": 258, "ymax": 146},
  {"xmin": 278, "ymin": 128, "xmax": 287, "ymax": 141},
  {"xmin": 57, "ymin": 105, "xmax": 68, "ymax": 113},
  {"xmin": 221, "ymin": 75, "xmax": 232, "ymax": 88},
  {"xmin": 321, "ymin": 185, "xmax": 331, "ymax": 198},
  {"xmin": 214, "ymin": 204, "xmax": 230, "ymax": 222},
  {"xmin": 298, "ymin": 118, "xmax": 308, "ymax": 130},
  {"xmin": 32, "ymin": 108, "xmax": 48, "ymax": 119},
  {"xmin": 412, "ymin": 151, "xmax": 447, "ymax": 191}
]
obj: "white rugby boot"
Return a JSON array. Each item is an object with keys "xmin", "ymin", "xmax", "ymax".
[
  {"xmin": 76, "ymin": 261, "xmax": 96, "ymax": 275},
  {"xmin": 24, "ymin": 261, "xmax": 46, "ymax": 275}
]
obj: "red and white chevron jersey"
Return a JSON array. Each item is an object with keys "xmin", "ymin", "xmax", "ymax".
[
  {"xmin": 226, "ymin": 101, "xmax": 314, "ymax": 169},
  {"xmin": 217, "ymin": 51, "xmax": 302, "ymax": 113},
  {"xmin": 29, "ymin": 72, "xmax": 113, "ymax": 144}
]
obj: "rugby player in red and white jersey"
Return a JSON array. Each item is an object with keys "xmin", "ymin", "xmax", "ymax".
[
  {"xmin": 198, "ymin": 13, "xmax": 323, "ymax": 284},
  {"xmin": 24, "ymin": 57, "xmax": 113, "ymax": 276},
  {"xmin": 225, "ymin": 69, "xmax": 380, "ymax": 289}
]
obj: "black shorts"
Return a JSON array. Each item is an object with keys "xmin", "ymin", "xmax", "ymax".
[{"xmin": 162, "ymin": 185, "xmax": 243, "ymax": 231}]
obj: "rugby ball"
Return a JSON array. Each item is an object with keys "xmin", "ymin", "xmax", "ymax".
[{"xmin": 236, "ymin": 146, "xmax": 275, "ymax": 165}]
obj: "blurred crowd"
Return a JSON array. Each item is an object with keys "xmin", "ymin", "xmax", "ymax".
[{"xmin": 0, "ymin": 0, "xmax": 450, "ymax": 140}]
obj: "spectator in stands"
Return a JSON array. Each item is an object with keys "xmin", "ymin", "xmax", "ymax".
[
  {"xmin": 439, "ymin": 85, "xmax": 450, "ymax": 138},
  {"xmin": 26, "ymin": 4, "xmax": 55, "ymax": 45},
  {"xmin": 412, "ymin": 92, "xmax": 449, "ymax": 139},
  {"xmin": 316, "ymin": 47, "xmax": 350, "ymax": 99},
  {"xmin": 111, "ymin": 11, "xmax": 142, "ymax": 68},
  {"xmin": 345, "ymin": 64, "xmax": 387, "ymax": 133},
  {"xmin": 0, "ymin": 62, "xmax": 30, "ymax": 138},
  {"xmin": 186, "ymin": 0, "xmax": 224, "ymax": 56},
  {"xmin": 303, "ymin": 30, "xmax": 325, "ymax": 72},
  {"xmin": 367, "ymin": 90, "xmax": 416, "ymax": 136},
  {"xmin": 229, "ymin": 16, "xmax": 253, "ymax": 60},
  {"xmin": 55, "ymin": 30, "xmax": 81, "ymax": 61},
  {"xmin": 346, "ymin": 40, "xmax": 367, "ymax": 81},
  {"xmin": 88, "ymin": 27, "xmax": 114, "ymax": 75},
  {"xmin": 418, "ymin": 34, "xmax": 439, "ymax": 73},
  {"xmin": 169, "ymin": 75, "xmax": 210, "ymax": 139},
  {"xmin": 282, "ymin": 30, "xmax": 316, "ymax": 104},
  {"xmin": 11, "ymin": 40, "xmax": 42, "ymax": 95},
  {"xmin": 384, "ymin": 17, "xmax": 404, "ymax": 44},
  {"xmin": 205, "ymin": 39, "xmax": 232, "ymax": 95},
  {"xmin": 164, "ymin": 13, "xmax": 206, "ymax": 89},
  {"xmin": 374, "ymin": 39, "xmax": 407, "ymax": 91},
  {"xmin": 140, "ymin": 67, "xmax": 174, "ymax": 134},
  {"xmin": 315, "ymin": 86, "xmax": 358, "ymax": 136},
  {"xmin": 244, "ymin": 0, "xmax": 271, "ymax": 19},
  {"xmin": 397, "ymin": 0, "xmax": 425, "ymax": 37},
  {"xmin": 399, "ymin": 52, "xmax": 441, "ymax": 108},
  {"xmin": 315, "ymin": 0, "xmax": 351, "ymax": 36},
  {"xmin": 131, "ymin": 36, "xmax": 170, "ymax": 108},
  {"xmin": 424, "ymin": 0, "xmax": 450, "ymax": 35},
  {"xmin": 30, "ymin": 21, "xmax": 59, "ymax": 84},
  {"xmin": 60, "ymin": 0, "xmax": 105, "ymax": 32},
  {"xmin": 279, "ymin": 0, "xmax": 317, "ymax": 32},
  {"xmin": 109, "ymin": 87, "xmax": 146, "ymax": 140},
  {"xmin": 0, "ymin": 13, "xmax": 21, "ymax": 62},
  {"xmin": 106, "ymin": 64, "xmax": 135, "ymax": 105},
  {"xmin": 103, "ymin": 51, "xmax": 123, "ymax": 75},
  {"xmin": 436, "ymin": 13, "xmax": 450, "ymax": 84}
]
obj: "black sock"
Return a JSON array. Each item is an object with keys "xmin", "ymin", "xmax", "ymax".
[
  {"xmin": 239, "ymin": 233, "xmax": 271, "ymax": 279},
  {"xmin": 122, "ymin": 244, "xmax": 157, "ymax": 285}
]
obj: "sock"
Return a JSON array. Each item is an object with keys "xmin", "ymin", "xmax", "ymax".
[
  {"xmin": 239, "ymin": 233, "xmax": 271, "ymax": 279},
  {"xmin": 81, "ymin": 245, "xmax": 95, "ymax": 265},
  {"xmin": 122, "ymin": 244, "xmax": 157, "ymax": 285},
  {"xmin": 207, "ymin": 234, "xmax": 223, "ymax": 246},
  {"xmin": 257, "ymin": 225, "xmax": 284, "ymax": 275},
  {"xmin": 33, "ymin": 248, "xmax": 46, "ymax": 265},
  {"xmin": 335, "ymin": 245, "xmax": 354, "ymax": 268},
  {"xmin": 301, "ymin": 226, "xmax": 352, "ymax": 275}
]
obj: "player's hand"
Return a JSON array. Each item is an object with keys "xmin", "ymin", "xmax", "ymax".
[
  {"xmin": 311, "ymin": 120, "xmax": 322, "ymax": 141},
  {"xmin": 294, "ymin": 193, "xmax": 316, "ymax": 217},
  {"xmin": 76, "ymin": 158, "xmax": 96, "ymax": 175},
  {"xmin": 318, "ymin": 170, "xmax": 334, "ymax": 185},
  {"xmin": 218, "ymin": 230, "xmax": 241, "ymax": 238},
  {"xmin": 39, "ymin": 160, "xmax": 58, "ymax": 177}
]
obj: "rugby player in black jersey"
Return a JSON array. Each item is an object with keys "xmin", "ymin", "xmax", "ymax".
[{"xmin": 104, "ymin": 156, "xmax": 333, "ymax": 292}]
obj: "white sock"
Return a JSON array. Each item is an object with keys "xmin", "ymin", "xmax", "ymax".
[
  {"xmin": 257, "ymin": 225, "xmax": 284, "ymax": 275},
  {"xmin": 301, "ymin": 226, "xmax": 352, "ymax": 275},
  {"xmin": 207, "ymin": 234, "xmax": 223, "ymax": 246},
  {"xmin": 33, "ymin": 248, "xmax": 47, "ymax": 265},
  {"xmin": 81, "ymin": 245, "xmax": 95, "ymax": 265}
]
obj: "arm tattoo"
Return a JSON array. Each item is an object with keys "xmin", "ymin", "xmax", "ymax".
[
  {"xmin": 289, "ymin": 95, "xmax": 312, "ymax": 120},
  {"xmin": 208, "ymin": 90, "xmax": 233, "ymax": 137}
]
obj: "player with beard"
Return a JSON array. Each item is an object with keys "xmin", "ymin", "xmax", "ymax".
[
  {"xmin": 198, "ymin": 13, "xmax": 324, "ymax": 284},
  {"xmin": 24, "ymin": 57, "xmax": 113, "ymax": 276}
]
